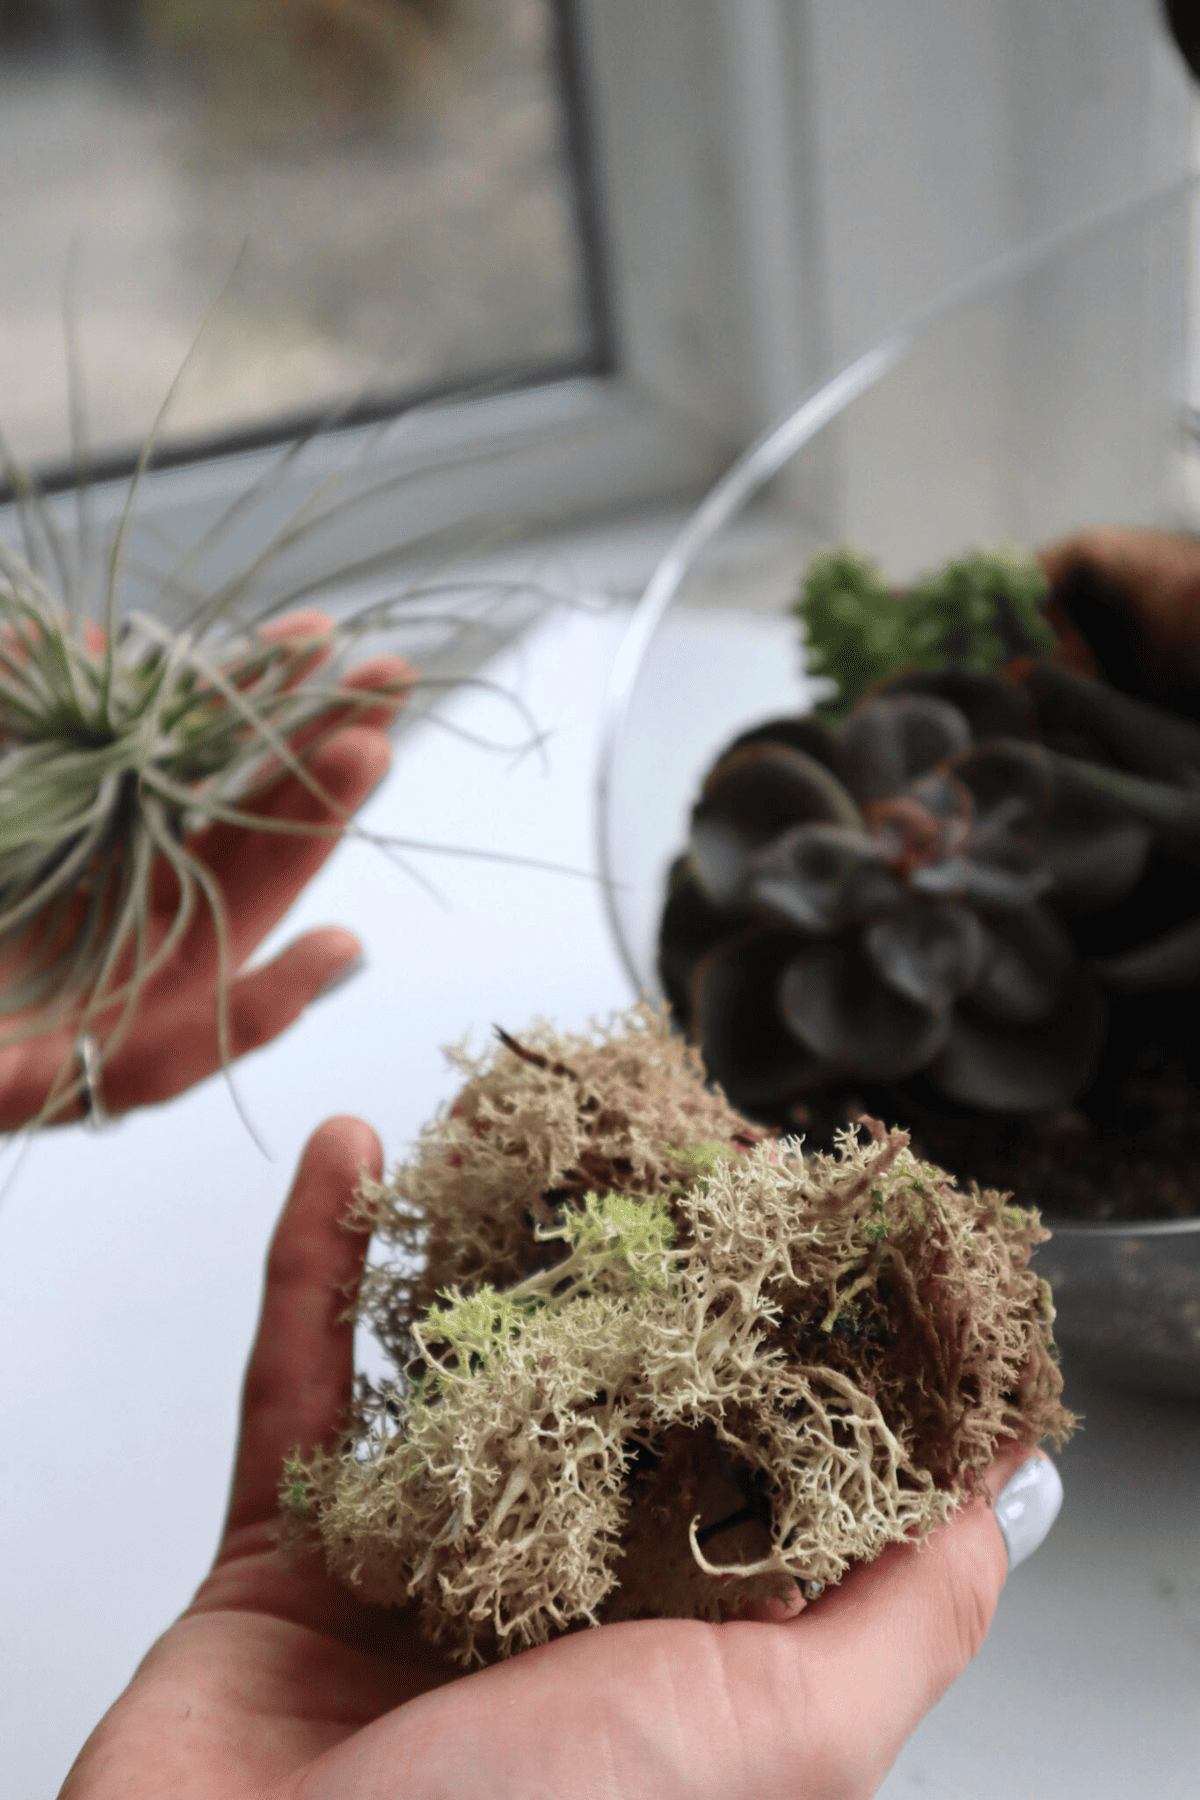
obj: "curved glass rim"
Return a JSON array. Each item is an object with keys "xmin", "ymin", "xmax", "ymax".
[
  {"xmin": 1043, "ymin": 1213, "xmax": 1200, "ymax": 1239},
  {"xmin": 594, "ymin": 169, "xmax": 1200, "ymax": 997}
]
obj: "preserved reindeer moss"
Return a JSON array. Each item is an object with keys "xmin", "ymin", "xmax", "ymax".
[{"xmin": 278, "ymin": 1006, "xmax": 1073, "ymax": 1664}]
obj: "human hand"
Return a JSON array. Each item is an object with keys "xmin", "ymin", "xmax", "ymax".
[
  {"xmin": 59, "ymin": 1116, "xmax": 1061, "ymax": 1800},
  {"xmin": 0, "ymin": 614, "xmax": 408, "ymax": 1130}
]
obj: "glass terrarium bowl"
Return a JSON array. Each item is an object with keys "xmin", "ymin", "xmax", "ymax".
[{"xmin": 595, "ymin": 178, "xmax": 1200, "ymax": 1388}]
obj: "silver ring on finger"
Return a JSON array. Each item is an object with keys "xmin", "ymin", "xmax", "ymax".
[{"xmin": 74, "ymin": 1034, "xmax": 111, "ymax": 1130}]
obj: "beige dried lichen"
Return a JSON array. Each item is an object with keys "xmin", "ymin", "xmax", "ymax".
[{"xmin": 278, "ymin": 1005, "xmax": 1073, "ymax": 1665}]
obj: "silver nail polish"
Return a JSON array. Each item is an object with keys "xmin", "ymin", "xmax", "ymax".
[
  {"xmin": 994, "ymin": 1454, "xmax": 1064, "ymax": 1571},
  {"xmin": 314, "ymin": 953, "xmax": 366, "ymax": 1002}
]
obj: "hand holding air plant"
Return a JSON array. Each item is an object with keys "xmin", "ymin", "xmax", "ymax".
[
  {"xmin": 58, "ymin": 1111, "xmax": 1059, "ymax": 1800},
  {"xmin": 0, "ymin": 279, "xmax": 566, "ymax": 1135},
  {"xmin": 0, "ymin": 594, "xmax": 411, "ymax": 1129}
]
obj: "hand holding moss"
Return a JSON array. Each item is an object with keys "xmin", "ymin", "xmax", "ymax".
[
  {"xmin": 58, "ymin": 1114, "xmax": 1062, "ymax": 1800},
  {"xmin": 0, "ymin": 611, "xmax": 407, "ymax": 1129}
]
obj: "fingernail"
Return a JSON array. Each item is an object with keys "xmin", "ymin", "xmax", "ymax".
[
  {"xmin": 994, "ymin": 1455, "xmax": 1063, "ymax": 1571},
  {"xmin": 314, "ymin": 953, "xmax": 365, "ymax": 1002}
]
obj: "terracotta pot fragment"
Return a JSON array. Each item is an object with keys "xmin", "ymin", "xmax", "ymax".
[{"xmin": 1039, "ymin": 525, "xmax": 1200, "ymax": 714}]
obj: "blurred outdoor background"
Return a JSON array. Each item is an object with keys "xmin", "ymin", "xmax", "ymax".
[{"xmin": 0, "ymin": 0, "xmax": 597, "ymax": 468}]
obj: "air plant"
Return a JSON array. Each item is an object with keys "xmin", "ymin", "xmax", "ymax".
[
  {"xmin": 660, "ymin": 545, "xmax": 1200, "ymax": 1146},
  {"xmin": 0, "ymin": 301, "xmax": 556, "ymax": 1130},
  {"xmin": 0, "ymin": 572, "xmax": 400, "ymax": 1124},
  {"xmin": 277, "ymin": 1007, "xmax": 1072, "ymax": 1664}
]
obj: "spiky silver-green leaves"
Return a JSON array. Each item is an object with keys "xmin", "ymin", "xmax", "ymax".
[{"xmin": 0, "ymin": 552, "xmax": 397, "ymax": 1120}]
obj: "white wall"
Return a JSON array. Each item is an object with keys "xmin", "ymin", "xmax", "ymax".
[{"xmin": 787, "ymin": 0, "xmax": 1195, "ymax": 572}]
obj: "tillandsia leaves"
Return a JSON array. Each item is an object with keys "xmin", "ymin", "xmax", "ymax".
[
  {"xmin": 663, "ymin": 542, "xmax": 1200, "ymax": 1130},
  {"xmin": 0, "ymin": 322, "xmax": 567, "ymax": 1128},
  {"xmin": 0, "ymin": 550, "xmax": 408, "ymax": 1119},
  {"xmin": 276, "ymin": 1009, "xmax": 1072, "ymax": 1663}
]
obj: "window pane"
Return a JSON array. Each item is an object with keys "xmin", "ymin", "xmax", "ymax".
[{"xmin": 0, "ymin": 0, "xmax": 601, "ymax": 473}]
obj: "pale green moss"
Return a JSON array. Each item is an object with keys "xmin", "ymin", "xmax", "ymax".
[{"xmin": 278, "ymin": 1009, "xmax": 1073, "ymax": 1664}]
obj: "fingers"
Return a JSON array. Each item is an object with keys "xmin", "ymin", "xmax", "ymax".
[
  {"xmin": 221, "ymin": 1115, "xmax": 382, "ymax": 1544},
  {"xmin": 97, "ymin": 927, "xmax": 364, "ymax": 1114},
  {"xmin": 258, "ymin": 609, "xmax": 336, "ymax": 645},
  {"xmin": 283, "ymin": 652, "xmax": 415, "ymax": 758},
  {"xmin": 255, "ymin": 608, "xmax": 341, "ymax": 698},
  {"xmin": 257, "ymin": 607, "xmax": 414, "ymax": 742},
  {"xmin": 0, "ymin": 1033, "xmax": 79, "ymax": 1131},
  {"xmin": 0, "ymin": 919, "xmax": 364, "ymax": 1130},
  {"xmin": 1, "ymin": 721, "xmax": 387, "ymax": 1131},
  {"xmin": 146, "ymin": 724, "xmax": 392, "ymax": 988},
  {"xmin": 197, "ymin": 725, "xmax": 392, "ymax": 950},
  {"xmin": 209, "ymin": 724, "xmax": 391, "ymax": 951}
]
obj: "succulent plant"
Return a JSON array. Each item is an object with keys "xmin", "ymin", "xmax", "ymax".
[
  {"xmin": 797, "ymin": 548, "xmax": 1054, "ymax": 716},
  {"xmin": 660, "ymin": 543, "xmax": 1200, "ymax": 1139},
  {"xmin": 278, "ymin": 1008, "xmax": 1072, "ymax": 1664}
]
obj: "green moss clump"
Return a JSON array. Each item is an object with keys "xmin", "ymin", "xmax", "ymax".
[
  {"xmin": 278, "ymin": 1008, "xmax": 1072, "ymax": 1664},
  {"xmin": 797, "ymin": 547, "xmax": 1053, "ymax": 715}
]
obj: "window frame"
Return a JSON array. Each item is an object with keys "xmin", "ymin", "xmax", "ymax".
[
  {"xmin": 12, "ymin": 0, "xmax": 1190, "ymax": 614},
  {"xmin": 4, "ymin": 0, "xmax": 820, "ymax": 617}
]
